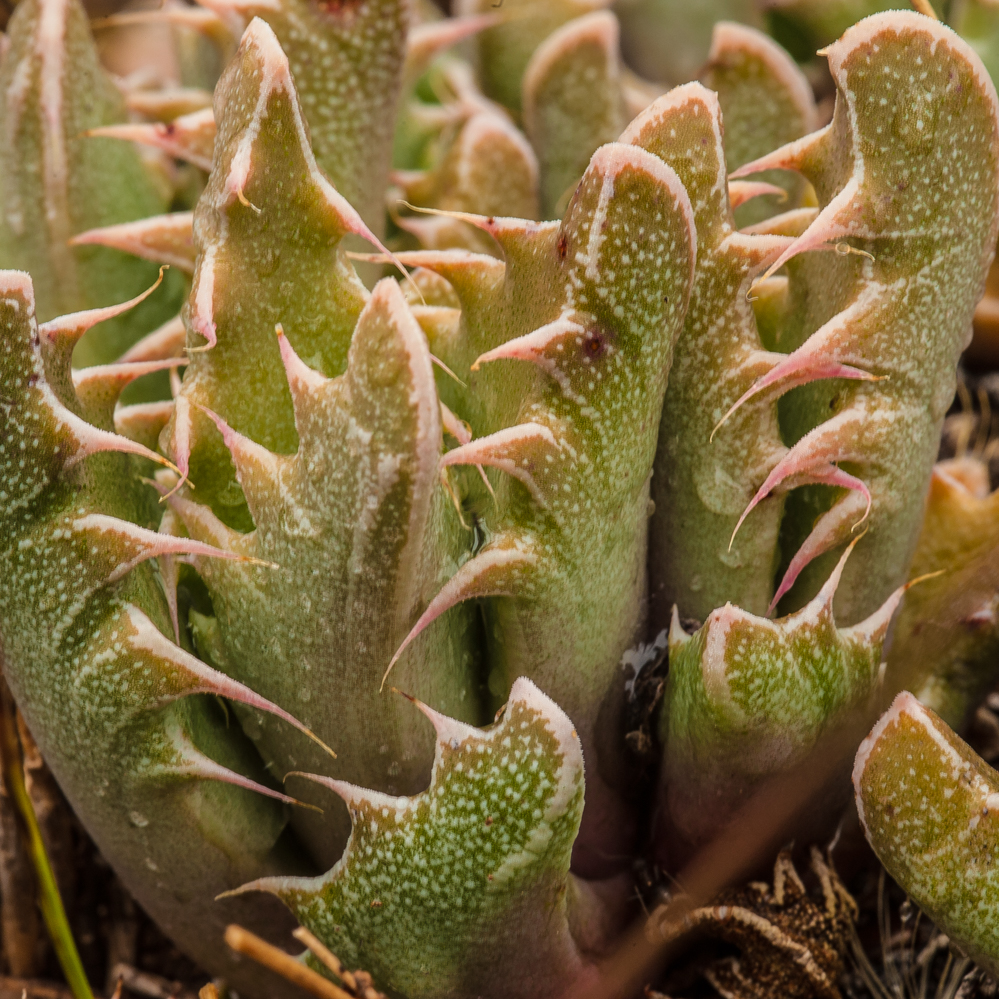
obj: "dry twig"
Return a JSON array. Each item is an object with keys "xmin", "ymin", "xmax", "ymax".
[
  {"xmin": 291, "ymin": 928, "xmax": 384, "ymax": 999},
  {"xmin": 225, "ymin": 925, "xmax": 387, "ymax": 999},
  {"xmin": 0, "ymin": 977, "xmax": 72, "ymax": 999},
  {"xmin": 224, "ymin": 926, "xmax": 354, "ymax": 999},
  {"xmin": 108, "ymin": 963, "xmax": 196, "ymax": 999}
]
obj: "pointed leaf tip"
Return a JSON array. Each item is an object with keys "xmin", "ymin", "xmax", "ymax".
[
  {"xmin": 381, "ymin": 544, "xmax": 536, "ymax": 691},
  {"xmin": 39, "ymin": 265, "xmax": 169, "ymax": 355},
  {"xmin": 169, "ymin": 750, "xmax": 322, "ymax": 813},
  {"xmin": 70, "ymin": 215, "xmax": 195, "ymax": 273},
  {"xmin": 126, "ymin": 607, "xmax": 335, "ymax": 759}
]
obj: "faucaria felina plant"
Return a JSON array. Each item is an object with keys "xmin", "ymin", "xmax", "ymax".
[{"xmin": 2, "ymin": 0, "xmax": 999, "ymax": 995}]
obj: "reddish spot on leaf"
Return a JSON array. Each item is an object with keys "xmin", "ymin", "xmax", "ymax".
[
  {"xmin": 583, "ymin": 328, "xmax": 611, "ymax": 360},
  {"xmin": 313, "ymin": 0, "xmax": 363, "ymax": 18}
]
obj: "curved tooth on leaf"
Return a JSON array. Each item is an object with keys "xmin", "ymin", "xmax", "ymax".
[
  {"xmin": 435, "ymin": 398, "xmax": 491, "ymax": 495},
  {"xmin": 887, "ymin": 458, "xmax": 999, "ymax": 732},
  {"xmin": 154, "ymin": 507, "xmax": 183, "ymax": 643},
  {"xmin": 729, "ymin": 407, "xmax": 876, "ymax": 590},
  {"xmin": 125, "ymin": 622, "xmax": 335, "ymax": 757},
  {"xmin": 72, "ymin": 358, "xmax": 187, "ymax": 429},
  {"xmin": 167, "ymin": 17, "xmax": 383, "ymax": 525},
  {"xmin": 119, "ymin": 315, "xmax": 186, "ymax": 363},
  {"xmin": 734, "ymin": 407, "xmax": 873, "ymax": 515},
  {"xmin": 70, "ymin": 213, "xmax": 196, "ymax": 274},
  {"xmin": 114, "ymin": 605, "xmax": 319, "ymax": 740},
  {"xmin": 393, "ymin": 208, "xmax": 467, "ymax": 257},
  {"xmin": 96, "ymin": 5, "xmax": 234, "ymax": 56},
  {"xmin": 407, "ymin": 141, "xmax": 697, "ymax": 878},
  {"xmin": 124, "ymin": 86, "xmax": 214, "ymax": 121},
  {"xmin": 474, "ymin": 313, "xmax": 611, "ymax": 407},
  {"xmin": 750, "ymin": 179, "xmax": 862, "ymax": 284},
  {"xmin": 388, "ymin": 249, "xmax": 507, "ymax": 312},
  {"xmin": 727, "ymin": 180, "xmax": 788, "ymax": 210},
  {"xmin": 660, "ymin": 541, "xmax": 899, "ymax": 858},
  {"xmin": 192, "ymin": 404, "xmax": 289, "ymax": 528},
  {"xmin": 0, "ymin": 0, "xmax": 181, "ymax": 363},
  {"xmin": 395, "ymin": 111, "xmax": 540, "ymax": 254},
  {"xmin": 699, "ymin": 22, "xmax": 817, "ymax": 226},
  {"xmin": 854, "ymin": 692, "xmax": 999, "ymax": 978},
  {"xmin": 59, "ymin": 410, "xmax": 177, "ymax": 471},
  {"xmin": 0, "ymin": 272, "xmax": 176, "ymax": 501},
  {"xmin": 404, "ymin": 14, "xmax": 499, "ymax": 89},
  {"xmin": 67, "ymin": 512, "xmax": 269, "ymax": 586},
  {"xmin": 385, "ymin": 540, "xmax": 536, "ymax": 687},
  {"xmin": 162, "ymin": 394, "xmax": 193, "ymax": 487},
  {"xmin": 175, "ymin": 275, "xmax": 482, "ymax": 869},
  {"xmin": 236, "ymin": 677, "xmax": 595, "ymax": 999},
  {"xmin": 114, "ymin": 400, "xmax": 175, "ymax": 452},
  {"xmin": 87, "ymin": 108, "xmax": 217, "ymax": 173},
  {"xmin": 738, "ymin": 256, "xmax": 868, "ymax": 601},
  {"xmin": 154, "ymin": 725, "xmax": 308, "ymax": 810},
  {"xmin": 0, "ymin": 272, "xmax": 322, "ymax": 993},
  {"xmin": 522, "ymin": 11, "xmax": 627, "ymax": 220},
  {"xmin": 410, "ymin": 215, "xmax": 562, "ymax": 276},
  {"xmin": 767, "ymin": 488, "xmax": 871, "ymax": 616},
  {"xmin": 167, "ymin": 491, "xmax": 249, "ymax": 556},
  {"xmin": 747, "ymin": 12, "xmax": 998, "ymax": 623},
  {"xmin": 273, "ymin": 327, "xmax": 327, "ymax": 422},
  {"xmin": 729, "ymin": 125, "xmax": 835, "ymax": 195},
  {"xmin": 712, "ymin": 296, "xmax": 884, "ymax": 432},
  {"xmin": 439, "ymin": 401, "xmax": 472, "ymax": 445},
  {"xmin": 200, "ymin": 0, "xmax": 410, "ymax": 232},
  {"xmin": 621, "ymin": 83, "xmax": 791, "ymax": 620},
  {"xmin": 441, "ymin": 423, "xmax": 560, "ymax": 508},
  {"xmin": 37, "ymin": 266, "xmax": 169, "ymax": 405}
]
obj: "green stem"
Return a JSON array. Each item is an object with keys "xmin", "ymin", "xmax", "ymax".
[{"xmin": 0, "ymin": 682, "xmax": 94, "ymax": 999}]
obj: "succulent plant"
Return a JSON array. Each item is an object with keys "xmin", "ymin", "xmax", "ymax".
[{"xmin": 4, "ymin": 0, "xmax": 999, "ymax": 996}]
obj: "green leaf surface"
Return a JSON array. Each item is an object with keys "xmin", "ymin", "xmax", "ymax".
[
  {"xmin": 661, "ymin": 542, "xmax": 898, "ymax": 855},
  {"xmin": 629, "ymin": 83, "xmax": 789, "ymax": 621},
  {"xmin": 390, "ymin": 139, "xmax": 697, "ymax": 876},
  {"xmin": 522, "ymin": 12, "xmax": 628, "ymax": 219},
  {"xmin": 855, "ymin": 691, "xmax": 999, "ymax": 978},
  {"xmin": 242, "ymin": 677, "xmax": 595, "ymax": 999},
  {"xmin": 0, "ymin": 0, "xmax": 184, "ymax": 363},
  {"xmin": 0, "ymin": 269, "xmax": 317, "ymax": 997},
  {"xmin": 729, "ymin": 11, "xmax": 999, "ymax": 623}
]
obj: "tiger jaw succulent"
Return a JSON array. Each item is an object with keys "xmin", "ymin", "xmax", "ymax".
[{"xmin": 2, "ymin": 1, "xmax": 999, "ymax": 997}]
